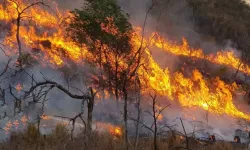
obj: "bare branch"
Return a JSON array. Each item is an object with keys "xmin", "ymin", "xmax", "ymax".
[
  {"xmin": 180, "ymin": 118, "xmax": 190, "ymax": 150},
  {"xmin": 0, "ymin": 59, "xmax": 11, "ymax": 77},
  {"xmin": 24, "ymin": 80, "xmax": 91, "ymax": 100}
]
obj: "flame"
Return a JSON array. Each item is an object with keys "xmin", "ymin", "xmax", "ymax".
[
  {"xmin": 101, "ymin": 17, "xmax": 119, "ymax": 35},
  {"xmin": 96, "ymin": 122, "xmax": 122, "ymax": 137},
  {"xmin": 138, "ymin": 51, "xmax": 250, "ymax": 120},
  {"xmin": 0, "ymin": 0, "xmax": 250, "ymax": 121},
  {"xmin": 20, "ymin": 115, "xmax": 28, "ymax": 124},
  {"xmin": 3, "ymin": 121, "xmax": 12, "ymax": 133},
  {"xmin": 41, "ymin": 114, "xmax": 51, "ymax": 120},
  {"xmin": 150, "ymin": 34, "xmax": 250, "ymax": 75},
  {"xmin": 15, "ymin": 83, "xmax": 23, "ymax": 92},
  {"xmin": 13, "ymin": 120, "xmax": 19, "ymax": 128}
]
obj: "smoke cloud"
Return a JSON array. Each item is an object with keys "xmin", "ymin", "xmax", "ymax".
[{"xmin": 0, "ymin": 0, "xmax": 250, "ymax": 142}]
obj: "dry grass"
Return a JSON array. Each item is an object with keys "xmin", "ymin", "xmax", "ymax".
[{"xmin": 0, "ymin": 124, "xmax": 246, "ymax": 150}]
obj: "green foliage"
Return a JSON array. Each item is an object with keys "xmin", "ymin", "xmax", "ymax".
[
  {"xmin": 67, "ymin": 0, "xmax": 137, "ymax": 95},
  {"xmin": 188, "ymin": 0, "xmax": 250, "ymax": 59},
  {"xmin": 68, "ymin": 0, "xmax": 132, "ymax": 54}
]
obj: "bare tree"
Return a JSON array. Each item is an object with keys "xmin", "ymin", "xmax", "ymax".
[
  {"xmin": 129, "ymin": 93, "xmax": 171, "ymax": 150},
  {"xmin": 87, "ymin": 87, "xmax": 96, "ymax": 132},
  {"xmin": 8, "ymin": 0, "xmax": 49, "ymax": 56},
  {"xmin": 55, "ymin": 112, "xmax": 86, "ymax": 141},
  {"xmin": 145, "ymin": 94, "xmax": 170, "ymax": 150},
  {"xmin": 134, "ymin": 75, "xmax": 142, "ymax": 150},
  {"xmin": 180, "ymin": 118, "xmax": 190, "ymax": 150}
]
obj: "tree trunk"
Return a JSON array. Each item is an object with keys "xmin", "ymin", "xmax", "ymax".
[
  {"xmin": 134, "ymin": 77, "xmax": 141, "ymax": 150},
  {"xmin": 37, "ymin": 116, "xmax": 41, "ymax": 134},
  {"xmin": 123, "ymin": 82, "xmax": 129, "ymax": 150},
  {"xmin": 153, "ymin": 96, "xmax": 158, "ymax": 150},
  {"xmin": 115, "ymin": 56, "xmax": 119, "ymax": 103},
  {"xmin": 17, "ymin": 14, "xmax": 22, "ymax": 57},
  {"xmin": 87, "ymin": 88, "xmax": 94, "ymax": 132},
  {"xmin": 180, "ymin": 118, "xmax": 189, "ymax": 149},
  {"xmin": 232, "ymin": 62, "xmax": 242, "ymax": 82}
]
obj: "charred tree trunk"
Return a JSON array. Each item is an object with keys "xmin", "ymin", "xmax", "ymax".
[
  {"xmin": 87, "ymin": 88, "xmax": 94, "ymax": 132},
  {"xmin": 16, "ymin": 14, "xmax": 22, "ymax": 57},
  {"xmin": 0, "ymin": 89, "xmax": 5, "ymax": 106},
  {"xmin": 123, "ymin": 81, "xmax": 129, "ymax": 150},
  {"xmin": 153, "ymin": 99, "xmax": 158, "ymax": 150},
  {"xmin": 134, "ymin": 77, "xmax": 141, "ymax": 150},
  {"xmin": 37, "ymin": 115, "xmax": 41, "ymax": 134},
  {"xmin": 115, "ymin": 55, "xmax": 119, "ymax": 102},
  {"xmin": 232, "ymin": 62, "xmax": 243, "ymax": 82},
  {"xmin": 180, "ymin": 118, "xmax": 189, "ymax": 150},
  {"xmin": 149, "ymin": 94, "xmax": 158, "ymax": 150}
]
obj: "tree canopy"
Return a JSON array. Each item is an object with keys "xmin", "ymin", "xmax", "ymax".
[
  {"xmin": 68, "ymin": 0, "xmax": 133, "ymax": 54},
  {"xmin": 67, "ymin": 0, "xmax": 139, "ymax": 101}
]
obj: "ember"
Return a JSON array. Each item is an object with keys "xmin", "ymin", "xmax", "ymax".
[
  {"xmin": 15, "ymin": 84, "xmax": 23, "ymax": 92},
  {"xmin": 20, "ymin": 116, "xmax": 28, "ymax": 124},
  {"xmin": 41, "ymin": 114, "xmax": 51, "ymax": 120}
]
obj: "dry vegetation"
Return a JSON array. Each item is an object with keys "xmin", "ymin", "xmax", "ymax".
[
  {"xmin": 0, "ymin": 0, "xmax": 250, "ymax": 150},
  {"xmin": 0, "ymin": 124, "xmax": 245, "ymax": 150}
]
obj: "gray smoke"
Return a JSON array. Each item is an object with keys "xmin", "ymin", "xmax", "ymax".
[{"xmin": 0, "ymin": 0, "xmax": 249, "ymax": 142}]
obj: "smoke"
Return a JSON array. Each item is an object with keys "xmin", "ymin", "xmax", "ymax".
[
  {"xmin": 54, "ymin": 0, "xmax": 84, "ymax": 10},
  {"xmin": 0, "ymin": 0, "xmax": 249, "ymax": 142},
  {"xmin": 245, "ymin": 0, "xmax": 250, "ymax": 5},
  {"xmin": 117, "ymin": 0, "xmax": 250, "ymax": 141}
]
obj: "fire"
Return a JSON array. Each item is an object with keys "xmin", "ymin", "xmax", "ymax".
[
  {"xmin": 3, "ymin": 121, "xmax": 12, "ymax": 133},
  {"xmin": 139, "ymin": 51, "xmax": 250, "ymax": 120},
  {"xmin": 13, "ymin": 120, "xmax": 19, "ymax": 128},
  {"xmin": 0, "ymin": 0, "xmax": 83, "ymax": 66},
  {"xmin": 15, "ymin": 83, "xmax": 23, "ymax": 92},
  {"xmin": 96, "ymin": 122, "xmax": 122, "ymax": 137},
  {"xmin": 101, "ymin": 17, "xmax": 119, "ymax": 35},
  {"xmin": 0, "ymin": 0, "xmax": 250, "ymax": 122},
  {"xmin": 41, "ymin": 114, "xmax": 51, "ymax": 120},
  {"xmin": 150, "ymin": 34, "xmax": 250, "ymax": 75},
  {"xmin": 20, "ymin": 115, "xmax": 28, "ymax": 124}
]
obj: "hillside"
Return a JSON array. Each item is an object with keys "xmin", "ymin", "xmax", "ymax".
[
  {"xmin": 1, "ymin": 0, "xmax": 250, "ymax": 150},
  {"xmin": 187, "ymin": 0, "xmax": 250, "ymax": 60}
]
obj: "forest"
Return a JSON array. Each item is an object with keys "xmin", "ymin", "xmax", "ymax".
[{"xmin": 0, "ymin": 0, "xmax": 250, "ymax": 150}]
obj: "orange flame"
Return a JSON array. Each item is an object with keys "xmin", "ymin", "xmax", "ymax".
[
  {"xmin": 15, "ymin": 83, "xmax": 23, "ymax": 92},
  {"xmin": 13, "ymin": 120, "xmax": 19, "ymax": 128},
  {"xmin": 20, "ymin": 115, "xmax": 28, "ymax": 124},
  {"xmin": 41, "ymin": 114, "xmax": 52, "ymax": 120},
  {"xmin": 150, "ymin": 34, "xmax": 250, "ymax": 75},
  {"xmin": 96, "ymin": 122, "xmax": 122, "ymax": 137},
  {"xmin": 3, "ymin": 121, "xmax": 12, "ymax": 133}
]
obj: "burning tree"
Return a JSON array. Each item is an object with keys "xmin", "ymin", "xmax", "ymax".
[
  {"xmin": 68, "ymin": 0, "xmax": 134, "ymax": 101},
  {"xmin": 67, "ymin": 0, "xmax": 142, "ymax": 147},
  {"xmin": 1, "ymin": 0, "xmax": 250, "ymax": 149}
]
